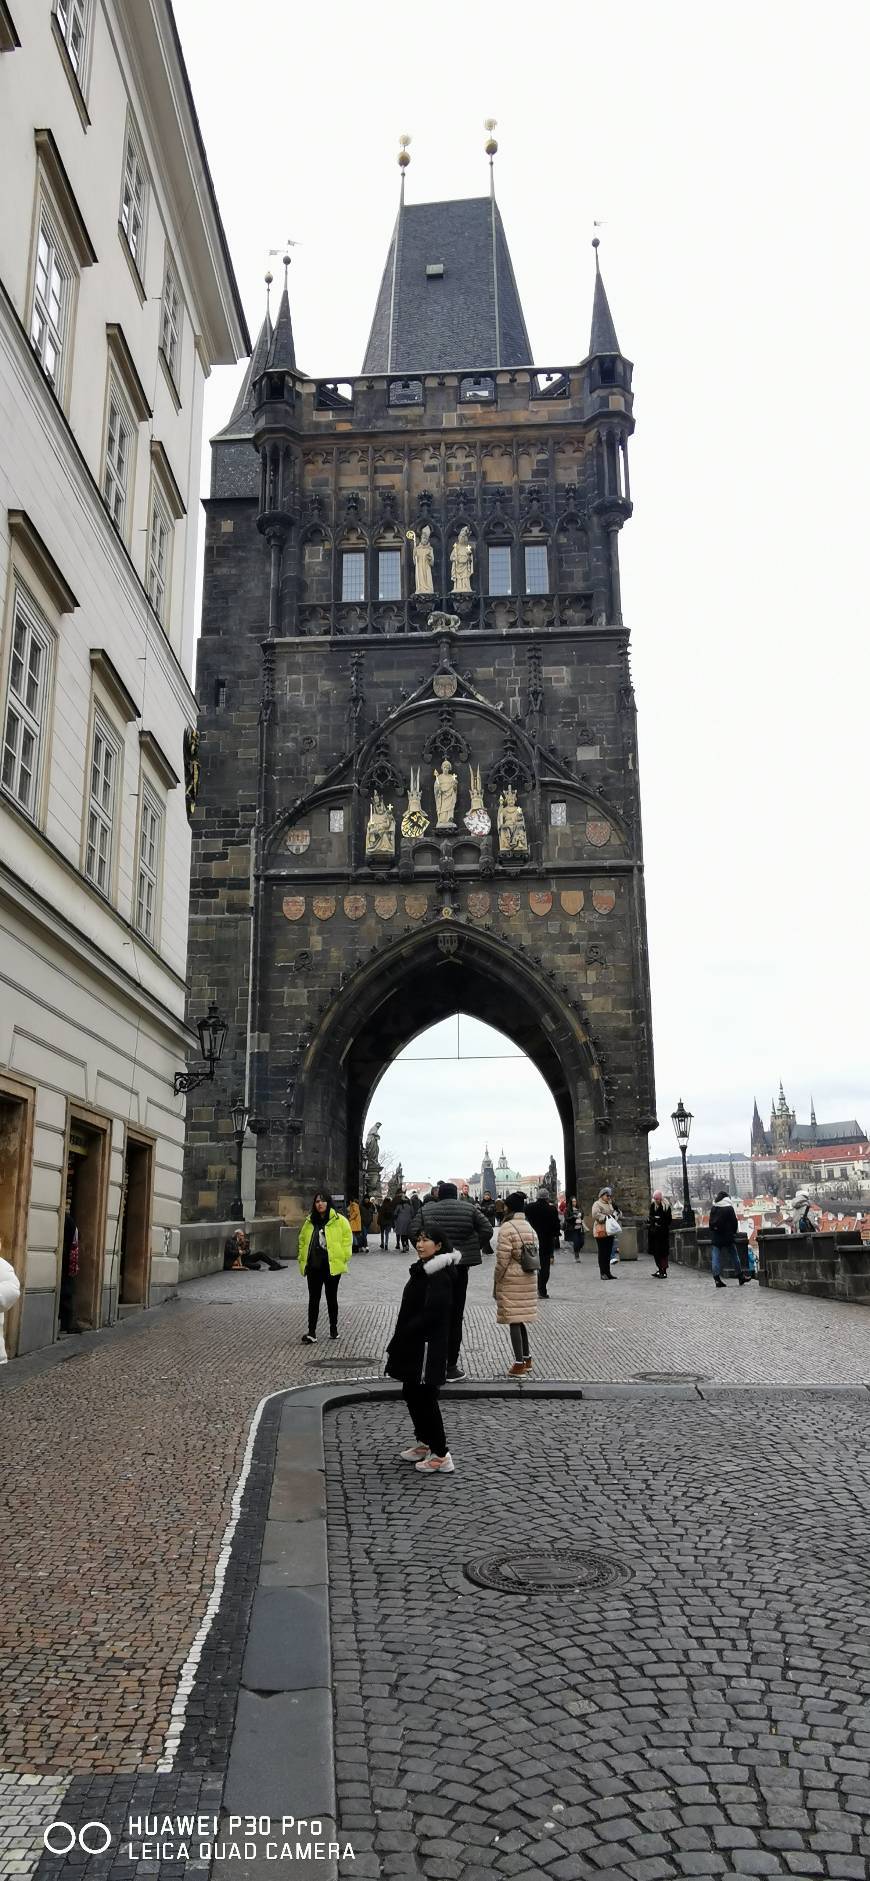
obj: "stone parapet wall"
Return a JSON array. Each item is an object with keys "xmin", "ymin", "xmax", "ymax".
[
  {"xmin": 757, "ymin": 1230, "xmax": 870, "ymax": 1303},
  {"xmin": 178, "ymin": 1217, "xmax": 290, "ymax": 1283}
]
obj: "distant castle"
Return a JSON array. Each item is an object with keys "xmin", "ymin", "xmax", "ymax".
[{"xmin": 751, "ymin": 1085, "xmax": 866, "ymax": 1158}]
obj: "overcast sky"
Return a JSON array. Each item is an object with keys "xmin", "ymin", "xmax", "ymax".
[{"xmin": 175, "ymin": 0, "xmax": 869, "ymax": 1181}]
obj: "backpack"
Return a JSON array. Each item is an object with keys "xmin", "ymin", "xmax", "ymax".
[{"xmin": 519, "ymin": 1230, "xmax": 540, "ymax": 1274}]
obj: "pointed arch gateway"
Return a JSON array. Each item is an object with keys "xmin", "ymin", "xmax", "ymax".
[{"xmin": 291, "ymin": 919, "xmax": 609, "ymax": 1208}]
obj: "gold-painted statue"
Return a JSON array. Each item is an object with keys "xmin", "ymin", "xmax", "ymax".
[
  {"xmin": 365, "ymin": 791, "xmax": 396, "ymax": 857},
  {"xmin": 497, "ymin": 784, "xmax": 528, "ymax": 856},
  {"xmin": 401, "ymin": 766, "xmax": 430, "ymax": 839}
]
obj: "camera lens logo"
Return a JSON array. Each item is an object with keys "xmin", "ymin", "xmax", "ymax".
[{"xmin": 44, "ymin": 1823, "xmax": 112, "ymax": 1855}]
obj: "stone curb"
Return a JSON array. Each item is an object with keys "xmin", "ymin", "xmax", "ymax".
[{"xmin": 221, "ymin": 1374, "xmax": 870, "ymax": 1878}]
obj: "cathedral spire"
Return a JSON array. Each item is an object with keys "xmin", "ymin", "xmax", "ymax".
[{"xmin": 589, "ymin": 237, "xmax": 621, "ymax": 356}]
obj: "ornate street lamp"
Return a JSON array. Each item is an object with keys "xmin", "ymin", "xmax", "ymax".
[
  {"xmin": 671, "ymin": 1097, "xmax": 695, "ymax": 1226},
  {"xmin": 173, "ymin": 1001, "xmax": 228, "ymax": 1095},
  {"xmin": 229, "ymin": 1098, "xmax": 251, "ymax": 1222}
]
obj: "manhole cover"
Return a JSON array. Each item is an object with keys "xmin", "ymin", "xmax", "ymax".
[
  {"xmin": 632, "ymin": 1371, "xmax": 708, "ymax": 1384},
  {"xmin": 463, "ymin": 1548, "xmax": 632, "ymax": 1594},
  {"xmin": 303, "ymin": 1354, "xmax": 380, "ymax": 1368}
]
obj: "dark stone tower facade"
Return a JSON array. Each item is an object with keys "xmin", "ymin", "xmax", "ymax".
[{"xmin": 183, "ymin": 189, "xmax": 657, "ymax": 1239}]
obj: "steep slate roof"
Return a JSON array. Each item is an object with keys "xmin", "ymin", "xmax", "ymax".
[
  {"xmin": 266, "ymin": 283, "xmax": 296, "ymax": 371},
  {"xmin": 362, "ymin": 196, "xmax": 533, "ymax": 374},
  {"xmin": 790, "ymin": 1121, "xmax": 866, "ymax": 1144},
  {"xmin": 589, "ymin": 250, "xmax": 621, "ymax": 354},
  {"xmin": 215, "ymin": 308, "xmax": 272, "ymax": 437}
]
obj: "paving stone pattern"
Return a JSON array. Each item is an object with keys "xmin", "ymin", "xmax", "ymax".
[{"xmin": 326, "ymin": 1392, "xmax": 870, "ymax": 1881}]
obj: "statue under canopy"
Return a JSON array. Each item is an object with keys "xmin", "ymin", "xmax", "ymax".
[
  {"xmin": 497, "ymin": 784, "xmax": 529, "ymax": 856},
  {"xmin": 365, "ymin": 791, "xmax": 396, "ymax": 857},
  {"xmin": 407, "ymin": 525, "xmax": 435, "ymax": 595},
  {"xmin": 433, "ymin": 759, "xmax": 459, "ymax": 831},
  {"xmin": 450, "ymin": 526, "xmax": 474, "ymax": 594}
]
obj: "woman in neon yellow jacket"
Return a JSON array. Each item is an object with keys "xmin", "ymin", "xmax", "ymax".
[{"xmin": 298, "ymin": 1191, "xmax": 353, "ymax": 1345}]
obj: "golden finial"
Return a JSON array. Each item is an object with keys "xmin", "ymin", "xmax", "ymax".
[
  {"xmin": 484, "ymin": 117, "xmax": 498, "ymax": 158},
  {"xmin": 264, "ymin": 268, "xmax": 273, "ymax": 314},
  {"xmin": 398, "ymin": 133, "xmax": 412, "ymax": 171}
]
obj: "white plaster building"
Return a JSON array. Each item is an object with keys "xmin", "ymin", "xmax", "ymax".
[{"xmin": 0, "ymin": 0, "xmax": 248, "ymax": 1353}]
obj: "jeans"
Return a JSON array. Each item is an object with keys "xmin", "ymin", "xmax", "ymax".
[
  {"xmin": 572, "ymin": 1230, "xmax": 585, "ymax": 1257},
  {"xmin": 307, "ymin": 1265, "xmax": 340, "ymax": 1333},
  {"xmin": 509, "ymin": 1323, "xmax": 530, "ymax": 1361},
  {"xmin": 448, "ymin": 1264, "xmax": 470, "ymax": 1366},
  {"xmin": 380, "ymin": 1227, "xmax": 392, "ymax": 1249},
  {"xmin": 402, "ymin": 1382, "xmax": 447, "ymax": 1457},
  {"xmin": 711, "ymin": 1241, "xmax": 742, "ymax": 1279},
  {"xmin": 596, "ymin": 1233, "xmax": 614, "ymax": 1276}
]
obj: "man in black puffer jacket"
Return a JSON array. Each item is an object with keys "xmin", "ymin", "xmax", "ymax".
[
  {"xmin": 709, "ymin": 1190, "xmax": 747, "ymax": 1289},
  {"xmin": 525, "ymin": 1187, "xmax": 561, "ymax": 1299},
  {"xmin": 410, "ymin": 1182, "xmax": 493, "ymax": 1381}
]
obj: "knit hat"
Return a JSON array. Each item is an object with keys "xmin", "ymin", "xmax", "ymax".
[{"xmin": 505, "ymin": 1190, "xmax": 527, "ymax": 1212}]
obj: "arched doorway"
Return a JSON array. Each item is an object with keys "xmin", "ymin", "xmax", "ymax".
[
  {"xmin": 284, "ymin": 921, "xmax": 610, "ymax": 1218},
  {"xmin": 364, "ymin": 1014, "xmax": 565, "ymax": 1200}
]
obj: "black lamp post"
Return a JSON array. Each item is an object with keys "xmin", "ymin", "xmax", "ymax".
[
  {"xmin": 229, "ymin": 1098, "xmax": 251, "ymax": 1222},
  {"xmin": 671, "ymin": 1098, "xmax": 695, "ymax": 1226},
  {"xmin": 173, "ymin": 1001, "xmax": 228, "ymax": 1095}
]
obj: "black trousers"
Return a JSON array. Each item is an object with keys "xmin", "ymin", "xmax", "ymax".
[
  {"xmin": 538, "ymin": 1246, "xmax": 552, "ymax": 1297},
  {"xmin": 447, "ymin": 1263, "xmax": 470, "ymax": 1366},
  {"xmin": 402, "ymin": 1381, "xmax": 447, "ymax": 1457},
  {"xmin": 596, "ymin": 1234, "xmax": 614, "ymax": 1276},
  {"xmin": 307, "ymin": 1266, "xmax": 340, "ymax": 1334},
  {"xmin": 509, "ymin": 1323, "xmax": 530, "ymax": 1360}
]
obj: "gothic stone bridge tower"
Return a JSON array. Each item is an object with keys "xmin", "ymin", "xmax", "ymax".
[{"xmin": 183, "ymin": 176, "xmax": 657, "ymax": 1234}]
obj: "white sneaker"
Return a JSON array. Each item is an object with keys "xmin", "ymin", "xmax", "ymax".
[
  {"xmin": 400, "ymin": 1443, "xmax": 430, "ymax": 1462},
  {"xmin": 415, "ymin": 1453, "xmax": 455, "ymax": 1474}
]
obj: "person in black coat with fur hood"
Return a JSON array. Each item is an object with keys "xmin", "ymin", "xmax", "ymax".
[
  {"xmin": 709, "ymin": 1190, "xmax": 747, "ymax": 1289},
  {"xmin": 385, "ymin": 1223, "xmax": 462, "ymax": 1476}
]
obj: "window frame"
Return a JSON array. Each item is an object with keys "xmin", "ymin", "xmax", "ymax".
[
  {"xmin": 135, "ymin": 784, "xmax": 163, "ymax": 946},
  {"xmin": 487, "ymin": 543, "xmax": 513, "ymax": 597},
  {"xmin": 159, "ymin": 256, "xmax": 182, "ymax": 388},
  {"xmin": 524, "ymin": 541, "xmax": 550, "ymax": 596},
  {"xmin": 377, "ymin": 547, "xmax": 402, "ymax": 602},
  {"xmin": 102, "ymin": 376, "xmax": 136, "ymax": 540},
  {"xmin": 119, "ymin": 121, "xmax": 148, "ymax": 276},
  {"xmin": 83, "ymin": 708, "xmax": 121, "ymax": 899},
  {"xmin": 341, "ymin": 549, "xmax": 366, "ymax": 603},
  {"xmin": 1, "ymin": 585, "xmax": 54, "ymax": 823},
  {"xmin": 30, "ymin": 205, "xmax": 73, "ymax": 395},
  {"xmin": 52, "ymin": 0, "xmax": 92, "ymax": 101},
  {"xmin": 147, "ymin": 482, "xmax": 173, "ymax": 627}
]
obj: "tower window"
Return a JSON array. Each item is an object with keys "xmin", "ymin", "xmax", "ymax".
[
  {"xmin": 341, "ymin": 551, "xmax": 365, "ymax": 602},
  {"xmin": 487, "ymin": 545, "xmax": 512, "ymax": 596},
  {"xmin": 524, "ymin": 544, "xmax": 549, "ymax": 594},
  {"xmin": 599, "ymin": 358, "xmax": 618, "ymax": 386},
  {"xmin": 550, "ymin": 801, "xmax": 567, "ymax": 827},
  {"xmin": 329, "ymin": 808, "xmax": 345, "ymax": 833},
  {"xmin": 378, "ymin": 549, "xmax": 401, "ymax": 601}
]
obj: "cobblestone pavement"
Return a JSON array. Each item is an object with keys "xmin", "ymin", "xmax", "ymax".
[
  {"xmin": 2, "ymin": 1246, "xmax": 870, "ymax": 1871},
  {"xmin": 327, "ymin": 1391, "xmax": 870, "ymax": 1881}
]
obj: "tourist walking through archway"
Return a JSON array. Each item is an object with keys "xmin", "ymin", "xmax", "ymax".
[{"xmin": 494, "ymin": 1191, "xmax": 539, "ymax": 1376}]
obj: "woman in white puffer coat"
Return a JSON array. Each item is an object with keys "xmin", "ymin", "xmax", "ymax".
[{"xmin": 0, "ymin": 1255, "xmax": 21, "ymax": 1362}]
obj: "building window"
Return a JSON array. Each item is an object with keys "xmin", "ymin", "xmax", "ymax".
[
  {"xmin": 85, "ymin": 713, "xmax": 119, "ymax": 894},
  {"xmin": 103, "ymin": 387, "xmax": 133, "ymax": 534},
  {"xmin": 147, "ymin": 489, "xmax": 172, "ymax": 624},
  {"xmin": 487, "ymin": 545, "xmax": 512, "ymax": 596},
  {"xmin": 136, "ymin": 791, "xmax": 162, "ymax": 942},
  {"xmin": 329, "ymin": 808, "xmax": 345, "ymax": 833},
  {"xmin": 549, "ymin": 801, "xmax": 567, "ymax": 827},
  {"xmin": 378, "ymin": 549, "xmax": 401, "ymax": 601},
  {"xmin": 341, "ymin": 551, "xmax": 365, "ymax": 602},
  {"xmin": 160, "ymin": 260, "xmax": 181, "ymax": 383},
  {"xmin": 1, "ymin": 590, "xmax": 52, "ymax": 818},
  {"xmin": 120, "ymin": 127, "xmax": 147, "ymax": 268},
  {"xmin": 30, "ymin": 212, "xmax": 70, "ymax": 388},
  {"xmin": 54, "ymin": 0, "xmax": 89, "ymax": 77},
  {"xmin": 524, "ymin": 543, "xmax": 549, "ymax": 594}
]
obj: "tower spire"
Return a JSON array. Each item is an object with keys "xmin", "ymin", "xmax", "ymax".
[
  {"xmin": 589, "ymin": 236, "xmax": 621, "ymax": 355},
  {"xmin": 266, "ymin": 254, "xmax": 296, "ymax": 371},
  {"xmin": 485, "ymin": 119, "xmax": 501, "ymax": 368}
]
